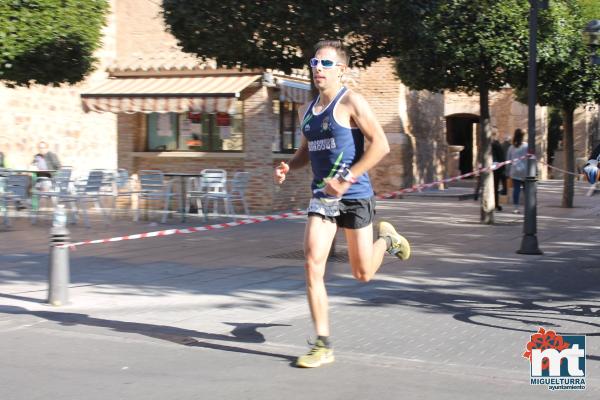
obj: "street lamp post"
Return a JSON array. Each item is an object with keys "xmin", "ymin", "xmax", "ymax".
[
  {"xmin": 518, "ymin": 0, "xmax": 547, "ymax": 255},
  {"xmin": 583, "ymin": 20, "xmax": 600, "ymax": 65}
]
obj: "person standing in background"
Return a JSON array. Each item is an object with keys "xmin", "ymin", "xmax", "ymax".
[
  {"xmin": 506, "ymin": 129, "xmax": 528, "ymax": 214},
  {"xmin": 500, "ymin": 134, "xmax": 511, "ymax": 195},
  {"xmin": 491, "ymin": 130, "xmax": 506, "ymax": 211}
]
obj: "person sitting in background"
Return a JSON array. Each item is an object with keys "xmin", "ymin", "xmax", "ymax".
[
  {"xmin": 0, "ymin": 150, "xmax": 14, "ymax": 171},
  {"xmin": 32, "ymin": 141, "xmax": 61, "ymax": 177}
]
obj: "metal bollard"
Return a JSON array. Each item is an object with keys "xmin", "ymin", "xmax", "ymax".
[{"xmin": 48, "ymin": 204, "xmax": 70, "ymax": 306}]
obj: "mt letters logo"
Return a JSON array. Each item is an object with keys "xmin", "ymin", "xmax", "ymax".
[{"xmin": 523, "ymin": 327, "xmax": 586, "ymax": 391}]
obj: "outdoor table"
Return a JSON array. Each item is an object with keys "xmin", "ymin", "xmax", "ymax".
[{"xmin": 163, "ymin": 172, "xmax": 204, "ymax": 222}]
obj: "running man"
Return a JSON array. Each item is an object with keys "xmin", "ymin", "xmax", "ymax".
[{"xmin": 274, "ymin": 40, "xmax": 411, "ymax": 368}]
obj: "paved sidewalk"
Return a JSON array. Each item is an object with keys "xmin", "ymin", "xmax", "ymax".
[{"xmin": 1, "ymin": 180, "xmax": 599, "ymax": 399}]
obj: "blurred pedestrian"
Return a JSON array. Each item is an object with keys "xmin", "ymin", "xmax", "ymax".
[
  {"xmin": 491, "ymin": 129, "xmax": 506, "ymax": 211},
  {"xmin": 582, "ymin": 143, "xmax": 600, "ymax": 184},
  {"xmin": 500, "ymin": 134, "xmax": 511, "ymax": 195},
  {"xmin": 506, "ymin": 129, "xmax": 528, "ymax": 213}
]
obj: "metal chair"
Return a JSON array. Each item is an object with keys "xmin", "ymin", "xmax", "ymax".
[
  {"xmin": 203, "ymin": 171, "xmax": 250, "ymax": 220},
  {"xmin": 186, "ymin": 169, "xmax": 227, "ymax": 220},
  {"xmin": 108, "ymin": 168, "xmax": 138, "ymax": 218},
  {"xmin": 1, "ymin": 174, "xmax": 30, "ymax": 227},
  {"xmin": 56, "ymin": 169, "xmax": 109, "ymax": 227},
  {"xmin": 135, "ymin": 170, "xmax": 177, "ymax": 223},
  {"xmin": 31, "ymin": 167, "xmax": 73, "ymax": 224},
  {"xmin": 0, "ymin": 176, "xmax": 9, "ymax": 225}
]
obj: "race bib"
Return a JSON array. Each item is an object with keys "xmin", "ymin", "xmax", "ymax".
[{"xmin": 307, "ymin": 197, "xmax": 340, "ymax": 217}]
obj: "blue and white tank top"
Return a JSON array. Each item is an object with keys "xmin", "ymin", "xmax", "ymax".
[{"xmin": 301, "ymin": 86, "xmax": 374, "ymax": 199}]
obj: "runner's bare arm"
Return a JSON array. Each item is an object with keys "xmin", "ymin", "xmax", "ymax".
[
  {"xmin": 287, "ymin": 136, "xmax": 309, "ymax": 170},
  {"xmin": 344, "ymin": 91, "xmax": 390, "ymax": 177}
]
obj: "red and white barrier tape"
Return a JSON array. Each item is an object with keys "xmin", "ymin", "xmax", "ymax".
[
  {"xmin": 538, "ymin": 160, "xmax": 580, "ymax": 177},
  {"xmin": 60, "ymin": 211, "xmax": 305, "ymax": 248},
  {"xmin": 61, "ymin": 154, "xmax": 535, "ymax": 248},
  {"xmin": 376, "ymin": 154, "xmax": 534, "ymax": 199}
]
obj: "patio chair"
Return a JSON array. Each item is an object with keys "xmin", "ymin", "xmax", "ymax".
[
  {"xmin": 0, "ymin": 176, "xmax": 9, "ymax": 225},
  {"xmin": 135, "ymin": 170, "xmax": 177, "ymax": 223},
  {"xmin": 1, "ymin": 174, "xmax": 30, "ymax": 227},
  {"xmin": 31, "ymin": 167, "xmax": 73, "ymax": 224},
  {"xmin": 203, "ymin": 171, "xmax": 250, "ymax": 220},
  {"xmin": 54, "ymin": 169, "xmax": 109, "ymax": 228},
  {"xmin": 107, "ymin": 168, "xmax": 138, "ymax": 218},
  {"xmin": 186, "ymin": 169, "xmax": 227, "ymax": 220}
]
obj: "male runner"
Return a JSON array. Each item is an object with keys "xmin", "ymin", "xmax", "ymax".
[{"xmin": 274, "ymin": 40, "xmax": 411, "ymax": 368}]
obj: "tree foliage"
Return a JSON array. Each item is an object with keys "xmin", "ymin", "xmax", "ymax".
[
  {"xmin": 392, "ymin": 0, "xmax": 530, "ymax": 224},
  {"xmin": 532, "ymin": 0, "xmax": 600, "ymax": 207},
  {"xmin": 394, "ymin": 0, "xmax": 530, "ymax": 94},
  {"xmin": 0, "ymin": 0, "xmax": 109, "ymax": 86},
  {"xmin": 578, "ymin": 0, "xmax": 600, "ymax": 22},
  {"xmin": 162, "ymin": 0, "xmax": 422, "ymax": 72},
  {"xmin": 535, "ymin": 1, "xmax": 600, "ymax": 111}
]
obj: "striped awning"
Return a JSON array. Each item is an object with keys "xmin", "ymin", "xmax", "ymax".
[
  {"xmin": 278, "ymin": 80, "xmax": 312, "ymax": 104},
  {"xmin": 81, "ymin": 74, "xmax": 260, "ymax": 114}
]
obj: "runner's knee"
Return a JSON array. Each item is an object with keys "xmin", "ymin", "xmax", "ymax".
[
  {"xmin": 352, "ymin": 268, "xmax": 373, "ymax": 283},
  {"xmin": 304, "ymin": 261, "xmax": 325, "ymax": 285}
]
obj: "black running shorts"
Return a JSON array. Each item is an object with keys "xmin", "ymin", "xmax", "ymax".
[{"xmin": 308, "ymin": 196, "xmax": 376, "ymax": 229}]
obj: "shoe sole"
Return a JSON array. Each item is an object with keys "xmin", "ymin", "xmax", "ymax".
[{"xmin": 296, "ymin": 355, "xmax": 335, "ymax": 368}]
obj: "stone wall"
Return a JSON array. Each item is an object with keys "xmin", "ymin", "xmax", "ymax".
[
  {"xmin": 444, "ymin": 88, "xmax": 549, "ymax": 179},
  {"xmin": 405, "ymin": 88, "xmax": 446, "ymax": 186},
  {"xmin": 354, "ymin": 58, "xmax": 413, "ymax": 192},
  {"xmin": 115, "ymin": 0, "xmax": 178, "ymax": 58}
]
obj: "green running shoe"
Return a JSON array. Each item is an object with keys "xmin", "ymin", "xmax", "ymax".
[
  {"xmin": 296, "ymin": 340, "xmax": 334, "ymax": 368},
  {"xmin": 378, "ymin": 221, "xmax": 411, "ymax": 260}
]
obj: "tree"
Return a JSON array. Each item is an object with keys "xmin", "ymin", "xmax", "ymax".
[
  {"xmin": 578, "ymin": 0, "xmax": 600, "ymax": 22},
  {"xmin": 161, "ymin": 1, "xmax": 426, "ymax": 73},
  {"xmin": 392, "ymin": 0, "xmax": 530, "ymax": 224},
  {"xmin": 0, "ymin": 0, "xmax": 109, "ymax": 86},
  {"xmin": 532, "ymin": 0, "xmax": 600, "ymax": 207}
]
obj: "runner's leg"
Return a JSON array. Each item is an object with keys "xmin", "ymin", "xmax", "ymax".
[
  {"xmin": 304, "ymin": 215, "xmax": 338, "ymax": 336},
  {"xmin": 344, "ymin": 225, "xmax": 387, "ymax": 282}
]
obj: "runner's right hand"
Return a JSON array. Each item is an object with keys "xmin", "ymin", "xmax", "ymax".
[{"xmin": 274, "ymin": 162, "xmax": 290, "ymax": 184}]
